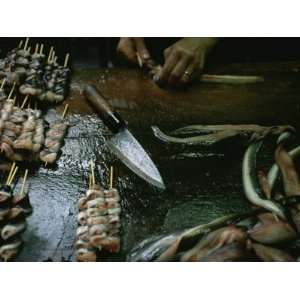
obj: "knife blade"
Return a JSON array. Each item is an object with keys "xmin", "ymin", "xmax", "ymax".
[{"xmin": 84, "ymin": 84, "xmax": 165, "ymax": 190}]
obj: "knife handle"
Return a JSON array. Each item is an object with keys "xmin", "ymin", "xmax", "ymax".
[{"xmin": 84, "ymin": 84, "xmax": 126, "ymax": 133}]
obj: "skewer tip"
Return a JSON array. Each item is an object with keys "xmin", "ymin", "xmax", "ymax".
[
  {"xmin": 64, "ymin": 53, "xmax": 70, "ymax": 68},
  {"xmin": 35, "ymin": 43, "xmax": 39, "ymax": 54},
  {"xmin": 0, "ymin": 78, "xmax": 6, "ymax": 89},
  {"xmin": 21, "ymin": 95, "xmax": 29, "ymax": 109},
  {"xmin": 7, "ymin": 83, "xmax": 15, "ymax": 100},
  {"xmin": 109, "ymin": 166, "xmax": 114, "ymax": 189},
  {"xmin": 18, "ymin": 40, "xmax": 23, "ymax": 49},
  {"xmin": 48, "ymin": 46, "xmax": 54, "ymax": 62},
  {"xmin": 89, "ymin": 173, "xmax": 92, "ymax": 190},
  {"xmin": 8, "ymin": 165, "xmax": 18, "ymax": 186},
  {"xmin": 61, "ymin": 103, "xmax": 69, "ymax": 119},
  {"xmin": 40, "ymin": 44, "xmax": 44, "ymax": 55},
  {"xmin": 90, "ymin": 159, "xmax": 96, "ymax": 186},
  {"xmin": 20, "ymin": 169, "xmax": 29, "ymax": 195},
  {"xmin": 23, "ymin": 37, "xmax": 29, "ymax": 51}
]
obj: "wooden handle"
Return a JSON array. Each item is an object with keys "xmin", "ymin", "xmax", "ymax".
[
  {"xmin": 84, "ymin": 84, "xmax": 125, "ymax": 133},
  {"xmin": 84, "ymin": 84, "xmax": 113, "ymax": 115}
]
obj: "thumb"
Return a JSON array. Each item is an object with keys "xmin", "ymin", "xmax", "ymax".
[
  {"xmin": 134, "ymin": 38, "xmax": 151, "ymax": 60},
  {"xmin": 117, "ymin": 37, "xmax": 137, "ymax": 64}
]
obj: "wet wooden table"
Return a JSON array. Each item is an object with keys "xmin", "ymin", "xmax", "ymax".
[{"xmin": 17, "ymin": 61, "xmax": 300, "ymax": 261}]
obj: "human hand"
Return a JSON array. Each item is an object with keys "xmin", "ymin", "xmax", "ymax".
[
  {"xmin": 156, "ymin": 37, "xmax": 218, "ymax": 86},
  {"xmin": 117, "ymin": 37, "xmax": 151, "ymax": 65}
]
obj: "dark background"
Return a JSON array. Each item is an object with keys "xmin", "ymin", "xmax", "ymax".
[{"xmin": 0, "ymin": 37, "xmax": 300, "ymax": 69}]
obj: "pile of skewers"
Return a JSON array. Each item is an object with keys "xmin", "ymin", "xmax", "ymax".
[
  {"xmin": 0, "ymin": 164, "xmax": 32, "ymax": 261},
  {"xmin": 128, "ymin": 128, "xmax": 300, "ymax": 262},
  {"xmin": 39, "ymin": 105, "xmax": 68, "ymax": 164},
  {"xmin": 75, "ymin": 163, "xmax": 121, "ymax": 262},
  {"xmin": 0, "ymin": 38, "xmax": 70, "ymax": 104},
  {"xmin": 0, "ymin": 87, "xmax": 68, "ymax": 166}
]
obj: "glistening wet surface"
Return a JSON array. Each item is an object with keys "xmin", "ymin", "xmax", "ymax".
[{"xmin": 15, "ymin": 62, "xmax": 300, "ymax": 261}]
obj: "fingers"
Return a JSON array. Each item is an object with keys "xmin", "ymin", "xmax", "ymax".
[
  {"xmin": 156, "ymin": 48, "xmax": 180, "ymax": 84},
  {"xmin": 168, "ymin": 56, "xmax": 191, "ymax": 85},
  {"xmin": 188, "ymin": 53, "xmax": 205, "ymax": 83},
  {"xmin": 180, "ymin": 53, "xmax": 205, "ymax": 84},
  {"xmin": 170, "ymin": 52, "xmax": 204, "ymax": 85},
  {"xmin": 157, "ymin": 39, "xmax": 211, "ymax": 86},
  {"xmin": 158, "ymin": 46, "xmax": 197, "ymax": 86},
  {"xmin": 134, "ymin": 38, "xmax": 150, "ymax": 61},
  {"xmin": 116, "ymin": 38, "xmax": 137, "ymax": 64},
  {"xmin": 181, "ymin": 62, "xmax": 195, "ymax": 84},
  {"xmin": 117, "ymin": 38, "xmax": 152, "ymax": 66}
]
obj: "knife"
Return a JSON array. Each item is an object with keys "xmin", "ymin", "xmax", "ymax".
[{"xmin": 83, "ymin": 84, "xmax": 165, "ymax": 190}]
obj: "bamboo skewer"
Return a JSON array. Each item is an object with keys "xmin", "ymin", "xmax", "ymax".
[
  {"xmin": 21, "ymin": 95, "xmax": 29, "ymax": 109},
  {"xmin": 90, "ymin": 160, "xmax": 95, "ymax": 186},
  {"xmin": 64, "ymin": 53, "xmax": 70, "ymax": 68},
  {"xmin": 6, "ymin": 167, "xmax": 14, "ymax": 185},
  {"xmin": 6, "ymin": 162, "xmax": 16, "ymax": 185},
  {"xmin": 1, "ymin": 78, "xmax": 6, "ymax": 89},
  {"xmin": 109, "ymin": 166, "xmax": 113, "ymax": 189},
  {"xmin": 61, "ymin": 103, "xmax": 69, "ymax": 119},
  {"xmin": 92, "ymin": 161, "xmax": 95, "ymax": 186},
  {"xmin": 7, "ymin": 83, "xmax": 15, "ymax": 100},
  {"xmin": 8, "ymin": 166, "xmax": 18, "ymax": 186},
  {"xmin": 89, "ymin": 173, "xmax": 92, "ymax": 190},
  {"xmin": 35, "ymin": 43, "xmax": 39, "ymax": 54},
  {"xmin": 23, "ymin": 38, "xmax": 29, "ymax": 51},
  {"xmin": 27, "ymin": 47, "xmax": 31, "ymax": 54},
  {"xmin": 18, "ymin": 40, "xmax": 23, "ymax": 49},
  {"xmin": 12, "ymin": 95, "xmax": 17, "ymax": 106},
  {"xmin": 7, "ymin": 163, "xmax": 17, "ymax": 181},
  {"xmin": 20, "ymin": 169, "xmax": 28, "ymax": 195},
  {"xmin": 48, "ymin": 47, "xmax": 54, "ymax": 62},
  {"xmin": 40, "ymin": 44, "xmax": 44, "ymax": 55}
]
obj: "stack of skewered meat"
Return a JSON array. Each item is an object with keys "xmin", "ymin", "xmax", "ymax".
[
  {"xmin": 37, "ymin": 55, "xmax": 70, "ymax": 103},
  {"xmin": 0, "ymin": 39, "xmax": 70, "ymax": 104},
  {"xmin": 39, "ymin": 120, "xmax": 68, "ymax": 164},
  {"xmin": 0, "ymin": 98, "xmax": 68, "ymax": 165},
  {"xmin": 0, "ymin": 48, "xmax": 30, "ymax": 85},
  {"xmin": 128, "ymin": 127, "xmax": 300, "ymax": 262},
  {"xmin": 76, "ymin": 184, "xmax": 121, "ymax": 262},
  {"xmin": 0, "ymin": 168, "xmax": 32, "ymax": 261}
]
